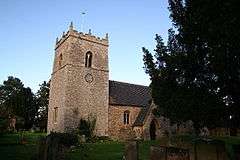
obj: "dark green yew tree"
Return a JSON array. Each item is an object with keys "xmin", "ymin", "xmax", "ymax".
[
  {"xmin": 143, "ymin": 0, "xmax": 240, "ymax": 131},
  {"xmin": 35, "ymin": 81, "xmax": 50, "ymax": 131}
]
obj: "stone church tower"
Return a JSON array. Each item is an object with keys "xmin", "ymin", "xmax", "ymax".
[{"xmin": 47, "ymin": 23, "xmax": 109, "ymax": 136}]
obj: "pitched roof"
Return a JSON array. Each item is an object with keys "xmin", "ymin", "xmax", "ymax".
[
  {"xmin": 109, "ymin": 80, "xmax": 151, "ymax": 107},
  {"xmin": 133, "ymin": 105, "xmax": 151, "ymax": 126}
]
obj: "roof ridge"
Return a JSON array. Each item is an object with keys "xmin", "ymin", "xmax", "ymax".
[{"xmin": 109, "ymin": 80, "xmax": 149, "ymax": 88}]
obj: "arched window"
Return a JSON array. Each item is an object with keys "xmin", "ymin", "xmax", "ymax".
[
  {"xmin": 85, "ymin": 51, "xmax": 92, "ymax": 68},
  {"xmin": 123, "ymin": 111, "xmax": 130, "ymax": 124}
]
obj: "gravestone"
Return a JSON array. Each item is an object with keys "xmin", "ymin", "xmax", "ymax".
[
  {"xmin": 78, "ymin": 135, "xmax": 86, "ymax": 143},
  {"xmin": 124, "ymin": 141, "xmax": 139, "ymax": 160},
  {"xmin": 149, "ymin": 145, "xmax": 190, "ymax": 160},
  {"xmin": 150, "ymin": 146, "xmax": 166, "ymax": 160},
  {"xmin": 167, "ymin": 147, "xmax": 190, "ymax": 160},
  {"xmin": 233, "ymin": 145, "xmax": 240, "ymax": 160},
  {"xmin": 195, "ymin": 139, "xmax": 227, "ymax": 160}
]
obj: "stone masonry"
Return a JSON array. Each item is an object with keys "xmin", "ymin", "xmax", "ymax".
[{"xmin": 108, "ymin": 105, "xmax": 142, "ymax": 140}]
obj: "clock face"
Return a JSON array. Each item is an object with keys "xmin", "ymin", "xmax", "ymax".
[{"xmin": 85, "ymin": 73, "xmax": 93, "ymax": 83}]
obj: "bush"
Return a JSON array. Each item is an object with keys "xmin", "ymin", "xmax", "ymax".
[
  {"xmin": 76, "ymin": 117, "xmax": 96, "ymax": 142},
  {"xmin": 0, "ymin": 117, "xmax": 8, "ymax": 133},
  {"xmin": 15, "ymin": 116, "xmax": 25, "ymax": 131},
  {"xmin": 48, "ymin": 132, "xmax": 79, "ymax": 147}
]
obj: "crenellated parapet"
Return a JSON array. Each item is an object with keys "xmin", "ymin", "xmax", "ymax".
[{"xmin": 55, "ymin": 22, "xmax": 109, "ymax": 49}]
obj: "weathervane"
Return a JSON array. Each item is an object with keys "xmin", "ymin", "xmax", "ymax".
[{"xmin": 81, "ymin": 12, "xmax": 86, "ymax": 32}]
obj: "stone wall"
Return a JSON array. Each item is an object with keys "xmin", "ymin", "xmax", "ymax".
[
  {"xmin": 47, "ymin": 39, "xmax": 70, "ymax": 133},
  {"xmin": 65, "ymin": 64, "xmax": 109, "ymax": 135},
  {"xmin": 108, "ymin": 105, "xmax": 141, "ymax": 140}
]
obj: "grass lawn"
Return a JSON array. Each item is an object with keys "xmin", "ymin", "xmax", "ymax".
[
  {"xmin": 66, "ymin": 137, "xmax": 185, "ymax": 160},
  {"xmin": 1, "ymin": 133, "xmax": 240, "ymax": 160},
  {"xmin": 66, "ymin": 135, "xmax": 240, "ymax": 160},
  {"xmin": 0, "ymin": 132, "xmax": 46, "ymax": 160},
  {"xmin": 65, "ymin": 142, "xmax": 124, "ymax": 160},
  {"xmin": 65, "ymin": 140, "xmax": 160, "ymax": 160}
]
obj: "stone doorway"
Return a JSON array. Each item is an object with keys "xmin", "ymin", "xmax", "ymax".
[{"xmin": 150, "ymin": 120, "xmax": 157, "ymax": 140}]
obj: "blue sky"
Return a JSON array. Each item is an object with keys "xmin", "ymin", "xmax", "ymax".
[{"xmin": 0, "ymin": 0, "xmax": 171, "ymax": 92}]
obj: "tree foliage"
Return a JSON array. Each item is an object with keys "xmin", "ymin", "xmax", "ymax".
[
  {"xmin": 35, "ymin": 81, "xmax": 50, "ymax": 131},
  {"xmin": 0, "ymin": 77, "xmax": 51, "ymax": 131},
  {"xmin": 0, "ymin": 76, "xmax": 37, "ymax": 129},
  {"xmin": 143, "ymin": 0, "xmax": 240, "ymax": 130},
  {"xmin": 77, "ymin": 117, "xmax": 96, "ymax": 141}
]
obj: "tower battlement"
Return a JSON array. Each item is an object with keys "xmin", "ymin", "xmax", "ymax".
[{"xmin": 55, "ymin": 22, "xmax": 109, "ymax": 49}]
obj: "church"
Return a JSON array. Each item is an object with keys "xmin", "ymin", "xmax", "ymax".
[{"xmin": 47, "ymin": 23, "xmax": 170, "ymax": 140}]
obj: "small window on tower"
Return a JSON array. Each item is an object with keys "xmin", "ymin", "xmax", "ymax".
[
  {"xmin": 59, "ymin": 54, "xmax": 63, "ymax": 67},
  {"xmin": 123, "ymin": 111, "xmax": 130, "ymax": 124},
  {"xmin": 53, "ymin": 107, "xmax": 58, "ymax": 123},
  {"xmin": 85, "ymin": 51, "xmax": 92, "ymax": 68}
]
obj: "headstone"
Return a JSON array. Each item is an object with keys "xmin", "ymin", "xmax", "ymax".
[
  {"xmin": 9, "ymin": 116, "xmax": 16, "ymax": 131},
  {"xmin": 215, "ymin": 141, "xmax": 228, "ymax": 160},
  {"xmin": 37, "ymin": 137, "xmax": 47, "ymax": 160},
  {"xmin": 233, "ymin": 145, "xmax": 240, "ymax": 160},
  {"xmin": 167, "ymin": 147, "xmax": 190, "ymax": 160},
  {"xmin": 78, "ymin": 135, "xmax": 86, "ymax": 143},
  {"xmin": 195, "ymin": 139, "xmax": 227, "ymax": 160},
  {"xmin": 200, "ymin": 127, "xmax": 210, "ymax": 138},
  {"xmin": 124, "ymin": 141, "xmax": 139, "ymax": 160},
  {"xmin": 149, "ymin": 146, "xmax": 166, "ymax": 160}
]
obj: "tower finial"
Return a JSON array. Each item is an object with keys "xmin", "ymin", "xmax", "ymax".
[
  {"xmin": 69, "ymin": 21, "xmax": 73, "ymax": 31},
  {"xmin": 105, "ymin": 33, "xmax": 109, "ymax": 40}
]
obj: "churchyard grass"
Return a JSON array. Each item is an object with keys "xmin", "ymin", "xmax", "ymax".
[
  {"xmin": 0, "ymin": 133, "xmax": 166, "ymax": 160},
  {"xmin": 65, "ymin": 142, "xmax": 124, "ymax": 160},
  {"xmin": 65, "ymin": 140, "xmax": 160, "ymax": 160},
  {"xmin": 1, "ymin": 133, "xmax": 240, "ymax": 160},
  {"xmin": 0, "ymin": 132, "xmax": 46, "ymax": 160}
]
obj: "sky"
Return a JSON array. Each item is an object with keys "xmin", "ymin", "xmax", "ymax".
[{"xmin": 0, "ymin": 0, "xmax": 171, "ymax": 92}]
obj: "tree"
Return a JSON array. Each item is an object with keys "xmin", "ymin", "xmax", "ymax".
[
  {"xmin": 0, "ymin": 76, "xmax": 37, "ymax": 130},
  {"xmin": 21, "ymin": 87, "xmax": 38, "ymax": 129},
  {"xmin": 0, "ymin": 76, "xmax": 24, "ymax": 117},
  {"xmin": 142, "ymin": 0, "xmax": 240, "ymax": 132},
  {"xmin": 35, "ymin": 81, "xmax": 50, "ymax": 131}
]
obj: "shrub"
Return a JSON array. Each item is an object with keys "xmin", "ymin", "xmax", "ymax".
[
  {"xmin": 48, "ymin": 132, "xmax": 78, "ymax": 147},
  {"xmin": 0, "ymin": 117, "xmax": 8, "ymax": 133},
  {"xmin": 15, "ymin": 116, "xmax": 25, "ymax": 131},
  {"xmin": 76, "ymin": 117, "xmax": 96, "ymax": 141}
]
